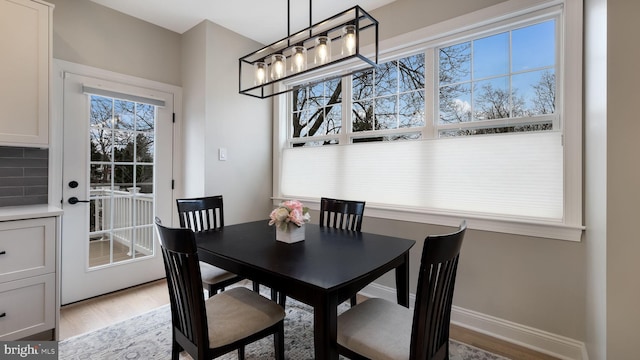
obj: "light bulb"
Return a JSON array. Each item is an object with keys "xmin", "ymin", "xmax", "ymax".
[
  {"xmin": 270, "ymin": 54, "xmax": 286, "ymax": 80},
  {"xmin": 254, "ymin": 62, "xmax": 267, "ymax": 85},
  {"xmin": 342, "ymin": 25, "xmax": 356, "ymax": 56},
  {"xmin": 290, "ymin": 46, "xmax": 307, "ymax": 73},
  {"xmin": 314, "ymin": 36, "xmax": 331, "ymax": 65}
]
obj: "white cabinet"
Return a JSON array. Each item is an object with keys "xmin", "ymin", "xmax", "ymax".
[
  {"xmin": 0, "ymin": 0, "xmax": 53, "ymax": 147},
  {"xmin": 0, "ymin": 274, "xmax": 55, "ymax": 341},
  {"xmin": 0, "ymin": 216, "xmax": 58, "ymax": 340}
]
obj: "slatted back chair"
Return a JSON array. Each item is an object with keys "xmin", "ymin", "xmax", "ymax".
[
  {"xmin": 318, "ymin": 197, "xmax": 366, "ymax": 306},
  {"xmin": 155, "ymin": 218, "xmax": 285, "ymax": 360},
  {"xmin": 176, "ymin": 195, "xmax": 224, "ymax": 232},
  {"xmin": 337, "ymin": 221, "xmax": 467, "ymax": 360},
  {"xmin": 410, "ymin": 221, "xmax": 466, "ymax": 359},
  {"xmin": 176, "ymin": 196, "xmax": 244, "ymax": 297},
  {"xmin": 319, "ymin": 197, "xmax": 365, "ymax": 232}
]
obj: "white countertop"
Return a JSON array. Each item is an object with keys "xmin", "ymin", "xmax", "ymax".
[{"xmin": 0, "ymin": 204, "xmax": 64, "ymax": 222}]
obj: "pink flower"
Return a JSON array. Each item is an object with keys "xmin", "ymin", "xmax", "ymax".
[
  {"xmin": 269, "ymin": 207, "xmax": 290, "ymax": 226},
  {"xmin": 282, "ymin": 200, "xmax": 303, "ymax": 213},
  {"xmin": 268, "ymin": 200, "xmax": 311, "ymax": 230},
  {"xmin": 289, "ymin": 208, "xmax": 305, "ymax": 226}
]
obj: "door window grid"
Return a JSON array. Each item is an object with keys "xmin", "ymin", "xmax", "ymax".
[{"xmin": 88, "ymin": 95, "xmax": 156, "ymax": 268}]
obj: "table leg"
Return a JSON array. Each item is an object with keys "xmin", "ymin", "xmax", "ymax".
[
  {"xmin": 396, "ymin": 252, "xmax": 410, "ymax": 307},
  {"xmin": 314, "ymin": 295, "xmax": 339, "ymax": 360}
]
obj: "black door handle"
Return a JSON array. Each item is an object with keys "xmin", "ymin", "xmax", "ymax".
[{"xmin": 68, "ymin": 197, "xmax": 90, "ymax": 205}]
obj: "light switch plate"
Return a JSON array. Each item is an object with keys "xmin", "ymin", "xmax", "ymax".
[{"xmin": 219, "ymin": 148, "xmax": 227, "ymax": 161}]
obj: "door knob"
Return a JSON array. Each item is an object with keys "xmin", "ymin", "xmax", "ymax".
[{"xmin": 68, "ymin": 197, "xmax": 90, "ymax": 205}]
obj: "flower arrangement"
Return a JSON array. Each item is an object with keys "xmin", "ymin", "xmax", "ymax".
[{"xmin": 269, "ymin": 200, "xmax": 311, "ymax": 231}]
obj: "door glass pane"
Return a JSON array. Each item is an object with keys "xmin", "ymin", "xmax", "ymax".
[{"xmin": 88, "ymin": 95, "xmax": 157, "ymax": 268}]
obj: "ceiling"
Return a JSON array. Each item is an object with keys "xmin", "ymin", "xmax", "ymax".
[{"xmin": 90, "ymin": 0, "xmax": 396, "ymax": 45}]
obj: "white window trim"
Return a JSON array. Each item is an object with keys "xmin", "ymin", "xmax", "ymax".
[{"xmin": 272, "ymin": 0, "xmax": 584, "ymax": 241}]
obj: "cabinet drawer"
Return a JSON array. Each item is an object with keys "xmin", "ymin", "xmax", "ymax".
[
  {"xmin": 0, "ymin": 273, "xmax": 55, "ymax": 340},
  {"xmin": 0, "ymin": 217, "xmax": 56, "ymax": 283}
]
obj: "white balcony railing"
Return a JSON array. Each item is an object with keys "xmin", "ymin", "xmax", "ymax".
[{"xmin": 90, "ymin": 187, "xmax": 154, "ymax": 258}]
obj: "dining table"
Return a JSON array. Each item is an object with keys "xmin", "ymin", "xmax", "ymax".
[{"xmin": 194, "ymin": 220, "xmax": 416, "ymax": 360}]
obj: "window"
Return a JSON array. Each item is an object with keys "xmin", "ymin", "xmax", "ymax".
[
  {"xmin": 351, "ymin": 54, "xmax": 425, "ymax": 142},
  {"xmin": 275, "ymin": 0, "xmax": 583, "ymax": 241},
  {"xmin": 437, "ymin": 20, "xmax": 557, "ymax": 137},
  {"xmin": 291, "ymin": 78, "xmax": 342, "ymax": 147},
  {"xmin": 88, "ymin": 94, "xmax": 157, "ymax": 267}
]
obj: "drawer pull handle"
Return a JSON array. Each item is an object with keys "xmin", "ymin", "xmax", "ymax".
[
  {"xmin": 0, "ymin": 251, "xmax": 5, "ymax": 255},
  {"xmin": 0, "ymin": 313, "xmax": 5, "ymax": 318}
]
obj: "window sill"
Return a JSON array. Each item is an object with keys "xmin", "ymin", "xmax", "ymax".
[{"xmin": 272, "ymin": 197, "xmax": 584, "ymax": 242}]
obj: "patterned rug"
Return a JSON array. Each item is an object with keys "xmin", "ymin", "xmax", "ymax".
[{"xmin": 59, "ymin": 288, "xmax": 509, "ymax": 359}]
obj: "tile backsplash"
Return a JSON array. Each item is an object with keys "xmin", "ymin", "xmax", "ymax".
[{"xmin": 0, "ymin": 146, "xmax": 48, "ymax": 207}]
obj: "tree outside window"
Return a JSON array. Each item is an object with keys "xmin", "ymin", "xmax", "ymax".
[
  {"xmin": 89, "ymin": 96, "xmax": 155, "ymax": 193},
  {"xmin": 438, "ymin": 20, "xmax": 557, "ymax": 136},
  {"xmin": 289, "ymin": 19, "xmax": 557, "ymax": 143}
]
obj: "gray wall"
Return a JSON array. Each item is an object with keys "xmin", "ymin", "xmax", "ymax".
[
  {"xmin": 180, "ymin": 22, "xmax": 207, "ymax": 197},
  {"xmin": 607, "ymin": 0, "xmax": 640, "ymax": 357},
  {"xmin": 372, "ymin": 0, "xmax": 510, "ymax": 40},
  {"xmin": 180, "ymin": 20, "xmax": 273, "ymax": 225},
  {"xmin": 49, "ymin": 0, "xmax": 181, "ymax": 86}
]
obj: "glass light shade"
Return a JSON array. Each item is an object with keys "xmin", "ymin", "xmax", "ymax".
[
  {"xmin": 314, "ymin": 36, "xmax": 331, "ymax": 65},
  {"xmin": 254, "ymin": 62, "xmax": 267, "ymax": 85},
  {"xmin": 270, "ymin": 54, "xmax": 286, "ymax": 80},
  {"xmin": 342, "ymin": 25, "xmax": 356, "ymax": 56},
  {"xmin": 290, "ymin": 46, "xmax": 307, "ymax": 73}
]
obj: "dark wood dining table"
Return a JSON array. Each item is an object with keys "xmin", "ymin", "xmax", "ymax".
[{"xmin": 194, "ymin": 220, "xmax": 415, "ymax": 360}]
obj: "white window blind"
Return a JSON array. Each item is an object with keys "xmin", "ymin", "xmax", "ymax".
[
  {"xmin": 281, "ymin": 131, "xmax": 563, "ymax": 220},
  {"xmin": 82, "ymin": 85, "xmax": 166, "ymax": 107}
]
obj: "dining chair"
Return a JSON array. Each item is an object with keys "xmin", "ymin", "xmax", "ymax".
[
  {"xmin": 319, "ymin": 197, "xmax": 366, "ymax": 232},
  {"xmin": 176, "ymin": 195, "xmax": 250, "ymax": 297},
  {"xmin": 321, "ymin": 197, "xmax": 366, "ymax": 306},
  {"xmin": 155, "ymin": 218, "xmax": 285, "ymax": 360},
  {"xmin": 336, "ymin": 221, "xmax": 467, "ymax": 360}
]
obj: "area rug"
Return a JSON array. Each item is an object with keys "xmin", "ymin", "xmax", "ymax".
[{"xmin": 59, "ymin": 288, "xmax": 509, "ymax": 359}]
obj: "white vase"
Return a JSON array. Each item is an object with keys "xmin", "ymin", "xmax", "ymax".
[{"xmin": 276, "ymin": 224, "xmax": 305, "ymax": 243}]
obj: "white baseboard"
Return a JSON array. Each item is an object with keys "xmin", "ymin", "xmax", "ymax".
[{"xmin": 359, "ymin": 283, "xmax": 588, "ymax": 360}]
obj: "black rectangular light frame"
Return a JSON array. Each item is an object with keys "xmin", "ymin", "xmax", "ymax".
[{"xmin": 238, "ymin": 6, "xmax": 379, "ymax": 99}]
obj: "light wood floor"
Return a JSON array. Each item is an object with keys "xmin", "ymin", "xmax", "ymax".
[
  {"xmin": 59, "ymin": 279, "xmax": 558, "ymax": 359},
  {"xmin": 59, "ymin": 279, "xmax": 170, "ymax": 340}
]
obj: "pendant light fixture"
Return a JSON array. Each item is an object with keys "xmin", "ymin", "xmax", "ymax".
[
  {"xmin": 314, "ymin": 35, "xmax": 331, "ymax": 65},
  {"xmin": 239, "ymin": 0, "xmax": 378, "ymax": 99}
]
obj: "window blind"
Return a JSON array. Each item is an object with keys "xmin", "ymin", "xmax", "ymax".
[
  {"xmin": 281, "ymin": 131, "xmax": 563, "ymax": 220},
  {"xmin": 82, "ymin": 86, "xmax": 166, "ymax": 107}
]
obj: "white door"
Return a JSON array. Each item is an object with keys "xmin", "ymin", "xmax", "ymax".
[{"xmin": 61, "ymin": 73, "xmax": 174, "ymax": 304}]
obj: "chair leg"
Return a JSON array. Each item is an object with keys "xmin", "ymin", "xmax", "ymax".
[
  {"xmin": 350, "ymin": 295, "xmax": 357, "ymax": 307},
  {"xmin": 278, "ymin": 292, "xmax": 287, "ymax": 308},
  {"xmin": 274, "ymin": 322, "xmax": 285, "ymax": 360},
  {"xmin": 270, "ymin": 288, "xmax": 278, "ymax": 301},
  {"xmin": 238, "ymin": 346, "xmax": 246, "ymax": 360},
  {"xmin": 253, "ymin": 281, "xmax": 260, "ymax": 292},
  {"xmin": 171, "ymin": 341, "xmax": 181, "ymax": 360},
  {"xmin": 207, "ymin": 284, "xmax": 215, "ymax": 298}
]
